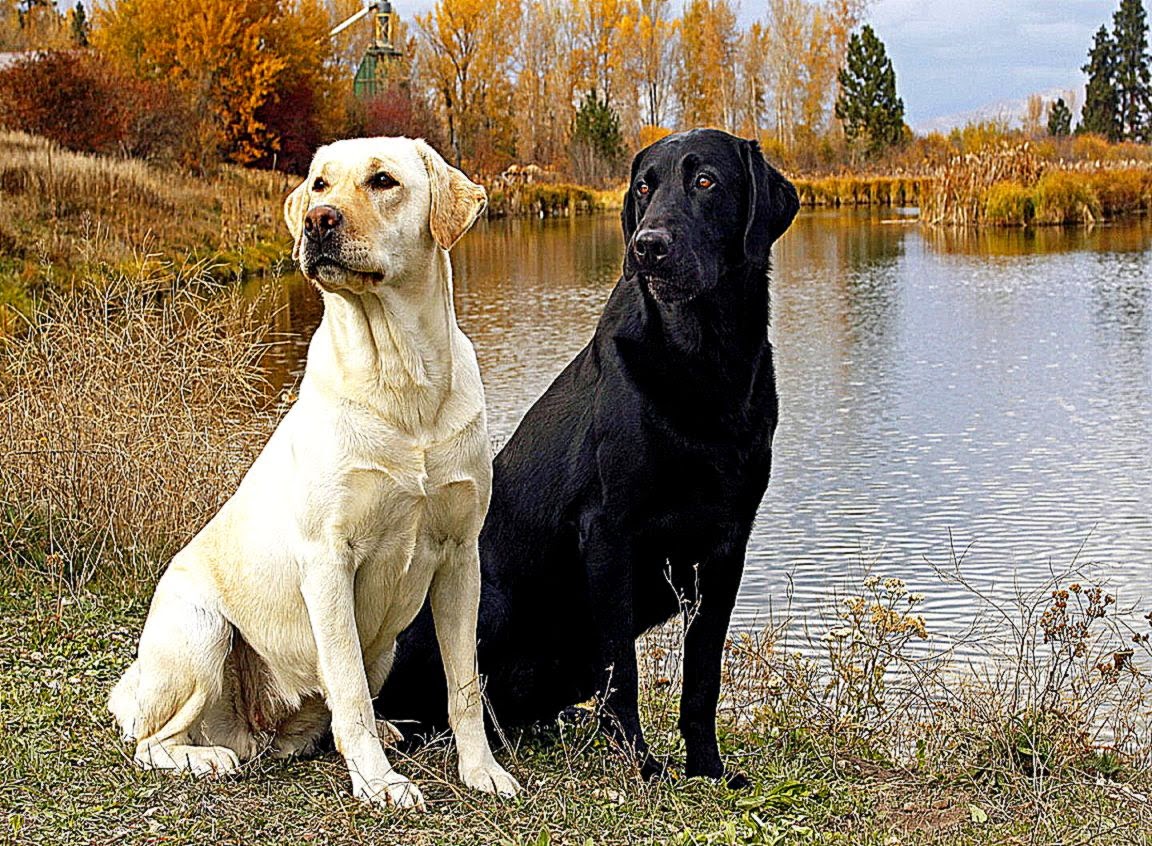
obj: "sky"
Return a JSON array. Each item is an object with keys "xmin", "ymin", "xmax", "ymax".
[{"xmin": 867, "ymin": 0, "xmax": 1112, "ymax": 130}]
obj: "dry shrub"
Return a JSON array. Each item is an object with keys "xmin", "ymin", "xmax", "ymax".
[
  {"xmin": 0, "ymin": 50, "xmax": 189, "ymax": 162},
  {"xmin": 0, "ymin": 269, "xmax": 281, "ymax": 589},
  {"xmin": 983, "ymin": 180, "xmax": 1035, "ymax": 226},
  {"xmin": 638, "ymin": 125, "xmax": 674, "ymax": 150},
  {"xmin": 921, "ymin": 142, "xmax": 1046, "ymax": 226},
  {"xmin": 719, "ymin": 563, "xmax": 1152, "ymax": 789},
  {"xmin": 1033, "ymin": 171, "xmax": 1102, "ymax": 225}
]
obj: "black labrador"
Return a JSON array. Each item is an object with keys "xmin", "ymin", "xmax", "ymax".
[{"xmin": 380, "ymin": 128, "xmax": 799, "ymax": 785}]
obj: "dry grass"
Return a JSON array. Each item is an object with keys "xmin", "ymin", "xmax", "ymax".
[
  {"xmin": 921, "ymin": 142, "xmax": 1152, "ymax": 227},
  {"xmin": 486, "ymin": 182, "xmax": 623, "ymax": 218},
  {"xmin": 0, "ymin": 266, "xmax": 282, "ymax": 590},
  {"xmin": 791, "ymin": 174, "xmax": 932, "ymax": 208},
  {"xmin": 0, "ymin": 131, "xmax": 292, "ymax": 325}
]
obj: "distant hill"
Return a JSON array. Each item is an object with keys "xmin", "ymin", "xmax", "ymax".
[{"xmin": 917, "ymin": 86, "xmax": 1086, "ymax": 134}]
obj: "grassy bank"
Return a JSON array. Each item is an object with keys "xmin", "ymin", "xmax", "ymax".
[
  {"xmin": 486, "ymin": 182, "xmax": 623, "ymax": 218},
  {"xmin": 791, "ymin": 174, "xmax": 931, "ymax": 208},
  {"xmin": 0, "ymin": 131, "xmax": 293, "ymax": 326},
  {"xmin": 3, "ymin": 263, "xmax": 1152, "ymax": 845}
]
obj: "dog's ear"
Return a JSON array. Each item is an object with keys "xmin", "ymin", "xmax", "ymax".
[
  {"xmin": 283, "ymin": 178, "xmax": 311, "ymax": 263},
  {"xmin": 620, "ymin": 147, "xmax": 645, "ymax": 242},
  {"xmin": 416, "ymin": 139, "xmax": 487, "ymax": 250},
  {"xmin": 740, "ymin": 139, "xmax": 799, "ymax": 267}
]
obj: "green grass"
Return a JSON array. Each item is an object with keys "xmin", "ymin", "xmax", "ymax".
[{"xmin": 3, "ymin": 570, "xmax": 1151, "ymax": 846}]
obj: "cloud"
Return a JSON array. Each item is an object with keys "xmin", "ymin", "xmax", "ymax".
[{"xmin": 869, "ymin": 0, "xmax": 1106, "ymax": 128}]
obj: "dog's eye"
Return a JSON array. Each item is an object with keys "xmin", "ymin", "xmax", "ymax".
[
  {"xmin": 311, "ymin": 177, "xmax": 328, "ymax": 192},
  {"xmin": 696, "ymin": 174, "xmax": 714, "ymax": 190},
  {"xmin": 370, "ymin": 172, "xmax": 399, "ymax": 190},
  {"xmin": 636, "ymin": 181, "xmax": 650, "ymax": 196}
]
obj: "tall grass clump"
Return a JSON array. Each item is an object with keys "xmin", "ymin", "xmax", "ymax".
[
  {"xmin": 923, "ymin": 140, "xmax": 1152, "ymax": 227},
  {"xmin": 983, "ymin": 180, "xmax": 1036, "ymax": 226},
  {"xmin": 485, "ymin": 182, "xmax": 614, "ymax": 218},
  {"xmin": 1033, "ymin": 171, "xmax": 1103, "ymax": 225},
  {"xmin": 791, "ymin": 174, "xmax": 931, "ymax": 208},
  {"xmin": 921, "ymin": 143, "xmax": 1046, "ymax": 226},
  {"xmin": 0, "ymin": 267, "xmax": 281, "ymax": 591},
  {"xmin": 0, "ymin": 131, "xmax": 290, "ymax": 314},
  {"xmin": 721, "ymin": 563, "xmax": 1152, "ymax": 790}
]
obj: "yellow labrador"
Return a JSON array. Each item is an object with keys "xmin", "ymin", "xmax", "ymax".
[{"xmin": 109, "ymin": 137, "xmax": 520, "ymax": 808}]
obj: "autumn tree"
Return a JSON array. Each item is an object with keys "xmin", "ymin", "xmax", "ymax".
[
  {"xmin": 1, "ymin": 0, "xmax": 70, "ymax": 49},
  {"xmin": 1022, "ymin": 93, "xmax": 1046, "ymax": 136},
  {"xmin": 634, "ymin": 0, "xmax": 678, "ymax": 129},
  {"xmin": 763, "ymin": 0, "xmax": 809, "ymax": 148},
  {"xmin": 834, "ymin": 24, "xmax": 904, "ymax": 156},
  {"xmin": 570, "ymin": 0, "xmax": 635, "ymax": 113},
  {"xmin": 251, "ymin": 0, "xmax": 348, "ymax": 173},
  {"xmin": 513, "ymin": 0, "xmax": 577, "ymax": 167},
  {"xmin": 677, "ymin": 0, "xmax": 739, "ymax": 131},
  {"xmin": 416, "ymin": 0, "xmax": 520, "ymax": 170},
  {"xmin": 95, "ymin": 0, "xmax": 328, "ymax": 168},
  {"xmin": 738, "ymin": 22, "xmax": 769, "ymax": 137}
]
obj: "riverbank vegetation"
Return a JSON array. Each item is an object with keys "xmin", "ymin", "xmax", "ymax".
[
  {"xmin": 3, "ymin": 259, "xmax": 1152, "ymax": 845},
  {"xmin": 0, "ymin": 131, "xmax": 291, "ymax": 325}
]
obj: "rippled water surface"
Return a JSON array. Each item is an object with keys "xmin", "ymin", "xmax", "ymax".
[{"xmin": 266, "ymin": 211, "xmax": 1152, "ymax": 644}]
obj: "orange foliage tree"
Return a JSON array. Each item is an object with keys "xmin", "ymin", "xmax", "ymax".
[{"xmin": 94, "ymin": 0, "xmax": 341, "ymax": 170}]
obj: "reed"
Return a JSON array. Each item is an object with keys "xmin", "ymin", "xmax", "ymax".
[
  {"xmin": 921, "ymin": 141, "xmax": 1151, "ymax": 227},
  {"xmin": 485, "ymin": 181, "xmax": 619, "ymax": 218},
  {"xmin": 791, "ymin": 174, "xmax": 932, "ymax": 208}
]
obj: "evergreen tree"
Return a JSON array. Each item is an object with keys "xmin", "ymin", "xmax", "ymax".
[
  {"xmin": 1111, "ymin": 0, "xmax": 1152, "ymax": 141},
  {"xmin": 70, "ymin": 1, "xmax": 89, "ymax": 47},
  {"xmin": 834, "ymin": 25, "xmax": 905, "ymax": 156},
  {"xmin": 570, "ymin": 90, "xmax": 624, "ymax": 183},
  {"xmin": 1047, "ymin": 97, "xmax": 1072, "ymax": 136},
  {"xmin": 1080, "ymin": 25, "xmax": 1121, "ymax": 139}
]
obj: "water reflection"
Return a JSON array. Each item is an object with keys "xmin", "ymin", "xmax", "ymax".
[{"xmin": 258, "ymin": 211, "xmax": 1152, "ymax": 648}]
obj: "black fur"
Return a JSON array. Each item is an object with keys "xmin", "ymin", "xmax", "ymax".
[{"xmin": 379, "ymin": 129, "xmax": 799, "ymax": 785}]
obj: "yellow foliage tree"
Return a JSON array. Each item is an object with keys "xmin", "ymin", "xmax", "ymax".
[
  {"xmin": 634, "ymin": 0, "xmax": 679, "ymax": 129},
  {"xmin": 416, "ymin": 0, "xmax": 521, "ymax": 170},
  {"xmin": 514, "ymin": 0, "xmax": 578, "ymax": 167},
  {"xmin": 570, "ymin": 0, "xmax": 635, "ymax": 111},
  {"xmin": 677, "ymin": 0, "xmax": 739, "ymax": 131}
]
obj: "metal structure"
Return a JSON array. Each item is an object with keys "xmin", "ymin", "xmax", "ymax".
[{"xmin": 329, "ymin": 2, "xmax": 404, "ymax": 98}]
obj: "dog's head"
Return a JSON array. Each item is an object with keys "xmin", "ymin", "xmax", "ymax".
[
  {"xmin": 284, "ymin": 137, "xmax": 487, "ymax": 294},
  {"xmin": 621, "ymin": 129, "xmax": 799, "ymax": 305}
]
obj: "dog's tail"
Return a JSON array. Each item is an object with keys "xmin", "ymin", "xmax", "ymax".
[{"xmin": 108, "ymin": 662, "xmax": 143, "ymax": 741}]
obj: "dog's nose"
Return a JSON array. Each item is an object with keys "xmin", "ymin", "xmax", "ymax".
[
  {"xmin": 632, "ymin": 228, "xmax": 672, "ymax": 266},
  {"xmin": 304, "ymin": 205, "xmax": 343, "ymax": 241}
]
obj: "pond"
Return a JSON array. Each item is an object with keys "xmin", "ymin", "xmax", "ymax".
[{"xmin": 262, "ymin": 210, "xmax": 1152, "ymax": 650}]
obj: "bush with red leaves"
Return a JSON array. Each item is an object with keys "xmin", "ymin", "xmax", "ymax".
[{"xmin": 0, "ymin": 50, "xmax": 189, "ymax": 161}]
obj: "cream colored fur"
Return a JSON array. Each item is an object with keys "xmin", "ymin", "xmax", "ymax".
[{"xmin": 108, "ymin": 137, "xmax": 519, "ymax": 809}]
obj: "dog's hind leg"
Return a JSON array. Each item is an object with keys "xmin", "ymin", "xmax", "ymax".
[{"xmin": 108, "ymin": 566, "xmax": 240, "ymax": 776}]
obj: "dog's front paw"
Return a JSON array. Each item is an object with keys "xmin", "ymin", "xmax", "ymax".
[
  {"xmin": 351, "ymin": 772, "xmax": 426, "ymax": 810},
  {"xmin": 460, "ymin": 761, "xmax": 521, "ymax": 797},
  {"xmin": 724, "ymin": 770, "xmax": 752, "ymax": 790},
  {"xmin": 639, "ymin": 752, "xmax": 676, "ymax": 781}
]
